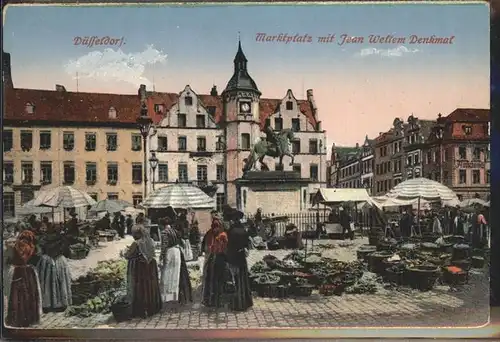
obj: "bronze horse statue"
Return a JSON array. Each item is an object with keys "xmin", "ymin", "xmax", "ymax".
[{"xmin": 242, "ymin": 129, "xmax": 295, "ymax": 172}]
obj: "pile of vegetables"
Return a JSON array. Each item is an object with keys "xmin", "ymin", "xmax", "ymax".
[
  {"xmin": 187, "ymin": 264, "xmax": 202, "ymax": 288},
  {"xmin": 74, "ymin": 260, "xmax": 127, "ymax": 284},
  {"xmin": 66, "ymin": 289, "xmax": 126, "ymax": 318}
]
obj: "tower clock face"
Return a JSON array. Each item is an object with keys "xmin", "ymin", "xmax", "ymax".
[{"xmin": 240, "ymin": 102, "xmax": 251, "ymax": 114}]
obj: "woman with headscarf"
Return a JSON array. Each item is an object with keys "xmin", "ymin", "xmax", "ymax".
[
  {"xmin": 4, "ymin": 230, "xmax": 42, "ymax": 327},
  {"xmin": 36, "ymin": 224, "xmax": 72, "ymax": 313},
  {"xmin": 201, "ymin": 212, "xmax": 229, "ymax": 309},
  {"xmin": 225, "ymin": 209, "xmax": 253, "ymax": 311},
  {"xmin": 123, "ymin": 221, "xmax": 162, "ymax": 318},
  {"xmin": 159, "ymin": 217, "xmax": 193, "ymax": 307},
  {"xmin": 176, "ymin": 211, "xmax": 193, "ymax": 261}
]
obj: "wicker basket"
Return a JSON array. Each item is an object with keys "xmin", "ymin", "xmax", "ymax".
[
  {"xmin": 442, "ymin": 268, "xmax": 468, "ymax": 285},
  {"xmin": 69, "ymin": 247, "xmax": 89, "ymax": 260},
  {"xmin": 256, "ymin": 283, "xmax": 279, "ymax": 297},
  {"xmin": 384, "ymin": 268, "xmax": 405, "ymax": 285},
  {"xmin": 471, "ymin": 256, "xmax": 485, "ymax": 269},
  {"xmin": 319, "ymin": 284, "xmax": 345, "ymax": 296},
  {"xmin": 407, "ymin": 266, "xmax": 440, "ymax": 292},
  {"xmin": 71, "ymin": 280, "xmax": 100, "ymax": 305}
]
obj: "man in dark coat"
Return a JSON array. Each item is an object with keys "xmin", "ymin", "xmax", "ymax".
[
  {"xmin": 339, "ymin": 207, "xmax": 354, "ymax": 240},
  {"xmin": 399, "ymin": 208, "xmax": 413, "ymax": 238}
]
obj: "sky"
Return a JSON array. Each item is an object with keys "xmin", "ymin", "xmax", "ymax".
[{"xmin": 3, "ymin": 3, "xmax": 490, "ymax": 148}]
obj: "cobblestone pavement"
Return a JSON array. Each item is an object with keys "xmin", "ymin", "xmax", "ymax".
[{"xmin": 33, "ymin": 239, "xmax": 489, "ymax": 329}]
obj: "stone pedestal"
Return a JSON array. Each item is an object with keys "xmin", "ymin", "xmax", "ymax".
[{"xmin": 235, "ymin": 171, "xmax": 311, "ymax": 214}]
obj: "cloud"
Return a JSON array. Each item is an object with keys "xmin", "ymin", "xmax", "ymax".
[
  {"xmin": 355, "ymin": 45, "xmax": 419, "ymax": 58},
  {"xmin": 64, "ymin": 45, "xmax": 167, "ymax": 88}
]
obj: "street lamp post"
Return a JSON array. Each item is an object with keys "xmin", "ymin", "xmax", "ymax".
[
  {"xmin": 435, "ymin": 116, "xmax": 445, "ymax": 184},
  {"xmin": 149, "ymin": 151, "xmax": 159, "ymax": 191},
  {"xmin": 137, "ymin": 103, "xmax": 153, "ymax": 199}
]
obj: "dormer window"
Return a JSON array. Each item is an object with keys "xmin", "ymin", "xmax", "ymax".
[
  {"xmin": 185, "ymin": 96, "xmax": 193, "ymax": 106},
  {"xmin": 154, "ymin": 104, "xmax": 164, "ymax": 113},
  {"xmin": 108, "ymin": 106, "xmax": 117, "ymax": 119},
  {"xmin": 25, "ymin": 102, "xmax": 35, "ymax": 114},
  {"xmin": 462, "ymin": 125, "xmax": 472, "ymax": 135},
  {"xmin": 286, "ymin": 101, "xmax": 293, "ymax": 110},
  {"xmin": 207, "ymin": 106, "xmax": 216, "ymax": 116}
]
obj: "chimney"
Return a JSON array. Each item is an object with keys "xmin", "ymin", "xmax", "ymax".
[
  {"xmin": 306, "ymin": 89, "xmax": 317, "ymax": 117},
  {"xmin": 3, "ymin": 52, "xmax": 13, "ymax": 89},
  {"xmin": 355, "ymin": 143, "xmax": 359, "ymax": 149},
  {"xmin": 55, "ymin": 84, "xmax": 67, "ymax": 92},
  {"xmin": 210, "ymin": 85, "xmax": 218, "ymax": 96}
]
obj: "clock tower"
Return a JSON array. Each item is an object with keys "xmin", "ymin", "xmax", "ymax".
[{"xmin": 221, "ymin": 40, "xmax": 262, "ymax": 208}]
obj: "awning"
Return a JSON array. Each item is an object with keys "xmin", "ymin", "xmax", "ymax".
[{"xmin": 312, "ymin": 188, "xmax": 372, "ymax": 205}]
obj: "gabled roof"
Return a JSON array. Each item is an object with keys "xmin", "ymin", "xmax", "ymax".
[
  {"xmin": 4, "ymin": 87, "xmax": 319, "ymax": 130},
  {"xmin": 445, "ymin": 108, "xmax": 489, "ymax": 122}
]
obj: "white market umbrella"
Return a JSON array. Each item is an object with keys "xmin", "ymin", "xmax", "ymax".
[
  {"xmin": 459, "ymin": 198, "xmax": 489, "ymax": 208},
  {"xmin": 17, "ymin": 199, "xmax": 64, "ymax": 216},
  {"xmin": 88, "ymin": 199, "xmax": 130, "ymax": 214},
  {"xmin": 386, "ymin": 178, "xmax": 460, "ymax": 206},
  {"xmin": 142, "ymin": 183, "xmax": 216, "ymax": 209},
  {"xmin": 32, "ymin": 186, "xmax": 97, "ymax": 208}
]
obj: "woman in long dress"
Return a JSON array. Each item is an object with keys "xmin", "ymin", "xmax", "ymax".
[
  {"xmin": 176, "ymin": 212, "xmax": 193, "ymax": 261},
  {"xmin": 36, "ymin": 225, "xmax": 72, "ymax": 312},
  {"xmin": 4, "ymin": 230, "xmax": 42, "ymax": 327},
  {"xmin": 124, "ymin": 223, "xmax": 162, "ymax": 318},
  {"xmin": 201, "ymin": 213, "xmax": 228, "ymax": 308},
  {"xmin": 226, "ymin": 212, "xmax": 253, "ymax": 311},
  {"xmin": 159, "ymin": 218, "xmax": 193, "ymax": 307}
]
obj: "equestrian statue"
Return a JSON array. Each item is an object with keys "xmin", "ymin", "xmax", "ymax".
[{"xmin": 242, "ymin": 123, "xmax": 295, "ymax": 173}]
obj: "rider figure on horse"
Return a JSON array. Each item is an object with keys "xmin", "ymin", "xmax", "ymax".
[{"xmin": 264, "ymin": 122, "xmax": 282, "ymax": 156}]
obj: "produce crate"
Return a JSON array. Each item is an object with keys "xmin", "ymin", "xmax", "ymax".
[{"xmin": 291, "ymin": 284, "xmax": 314, "ymax": 297}]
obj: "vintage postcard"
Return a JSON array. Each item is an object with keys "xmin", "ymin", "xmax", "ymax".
[{"xmin": 2, "ymin": 1, "xmax": 492, "ymax": 339}]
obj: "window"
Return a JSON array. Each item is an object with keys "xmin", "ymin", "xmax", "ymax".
[
  {"xmin": 216, "ymin": 137, "xmax": 224, "ymax": 151},
  {"xmin": 275, "ymin": 163, "xmax": 283, "ymax": 171},
  {"xmin": 310, "ymin": 164, "xmax": 319, "ymax": 181},
  {"xmin": 443, "ymin": 171, "xmax": 449, "ymax": 183},
  {"xmin": 157, "ymin": 136, "xmax": 168, "ymax": 151},
  {"xmin": 444, "ymin": 149, "xmax": 449, "ymax": 162},
  {"xmin": 286, "ymin": 101, "xmax": 293, "ymax": 110},
  {"xmin": 472, "ymin": 170, "xmax": 481, "ymax": 184},
  {"xmin": 86, "ymin": 162, "xmax": 97, "ymax": 184},
  {"xmin": 132, "ymin": 194, "xmax": 143, "ymax": 207},
  {"xmin": 292, "ymin": 140, "xmax": 301, "ymax": 154},
  {"xmin": 274, "ymin": 118, "xmax": 283, "ymax": 131},
  {"xmin": 107, "ymin": 163, "xmax": 118, "ymax": 184},
  {"xmin": 40, "ymin": 161, "xmax": 52, "ymax": 184},
  {"xmin": 216, "ymin": 164, "xmax": 224, "ymax": 181},
  {"xmin": 196, "ymin": 115, "xmax": 206, "ymax": 128},
  {"xmin": 21, "ymin": 162, "xmax": 33, "ymax": 184},
  {"xmin": 178, "ymin": 114, "xmax": 187, "ymax": 127},
  {"xmin": 178, "ymin": 164, "xmax": 188, "ymax": 182},
  {"xmin": 106, "ymin": 133, "xmax": 118, "ymax": 151},
  {"xmin": 107, "ymin": 193, "xmax": 119, "ymax": 200},
  {"xmin": 291, "ymin": 118, "xmax": 300, "ymax": 132},
  {"xmin": 132, "ymin": 163, "xmax": 142, "ymax": 184},
  {"xmin": 108, "ymin": 106, "xmax": 117, "ymax": 119},
  {"xmin": 197, "ymin": 137, "xmax": 206, "ymax": 152},
  {"xmin": 25, "ymin": 102, "xmax": 35, "ymax": 114},
  {"xmin": 426, "ymin": 151, "xmax": 432, "ymax": 164},
  {"xmin": 216, "ymin": 193, "xmax": 225, "ymax": 212},
  {"xmin": 63, "ymin": 132, "xmax": 74, "ymax": 151},
  {"xmin": 241, "ymin": 133, "xmax": 250, "ymax": 150},
  {"xmin": 85, "ymin": 133, "xmax": 97, "ymax": 151},
  {"xmin": 4, "ymin": 192, "xmax": 15, "ymax": 217},
  {"xmin": 157, "ymin": 163, "xmax": 168, "ymax": 183},
  {"xmin": 292, "ymin": 164, "xmax": 301, "ymax": 174},
  {"xmin": 463, "ymin": 125, "xmax": 472, "ymax": 135},
  {"xmin": 486, "ymin": 145, "xmax": 490, "ymax": 160},
  {"xmin": 473, "ymin": 147, "xmax": 481, "ymax": 160},
  {"xmin": 3, "ymin": 130, "xmax": 13, "ymax": 152},
  {"xmin": 407, "ymin": 155, "xmax": 412, "ymax": 166},
  {"xmin": 486, "ymin": 170, "xmax": 490, "ymax": 183},
  {"xmin": 20, "ymin": 131, "xmax": 33, "ymax": 151},
  {"xmin": 197, "ymin": 165, "xmax": 208, "ymax": 184},
  {"xmin": 131, "ymin": 134, "xmax": 142, "ymax": 151},
  {"xmin": 459, "ymin": 170, "xmax": 467, "ymax": 184},
  {"xmin": 178, "ymin": 136, "xmax": 187, "ymax": 151},
  {"xmin": 154, "ymin": 104, "xmax": 164, "ymax": 113},
  {"xmin": 63, "ymin": 162, "xmax": 75, "ymax": 184},
  {"xmin": 309, "ymin": 139, "xmax": 318, "ymax": 154},
  {"xmin": 184, "ymin": 96, "xmax": 193, "ymax": 106},
  {"xmin": 21, "ymin": 191, "xmax": 34, "ymax": 205},
  {"xmin": 265, "ymin": 118, "xmax": 271, "ymax": 127},
  {"xmin": 458, "ymin": 146, "xmax": 467, "ymax": 159},
  {"xmin": 207, "ymin": 106, "xmax": 216, "ymax": 116},
  {"xmin": 89, "ymin": 193, "xmax": 98, "ymax": 202},
  {"xmin": 414, "ymin": 153, "xmax": 420, "ymax": 165},
  {"xmin": 4, "ymin": 162, "xmax": 14, "ymax": 184}
]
